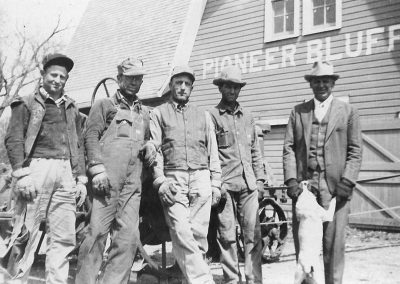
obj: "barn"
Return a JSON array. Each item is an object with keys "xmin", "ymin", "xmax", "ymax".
[{"xmin": 66, "ymin": 0, "xmax": 400, "ymax": 229}]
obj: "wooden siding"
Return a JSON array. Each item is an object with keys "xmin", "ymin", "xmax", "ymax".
[
  {"xmin": 189, "ymin": 0, "xmax": 400, "ymax": 123},
  {"xmin": 65, "ymin": 0, "xmax": 192, "ymax": 105}
]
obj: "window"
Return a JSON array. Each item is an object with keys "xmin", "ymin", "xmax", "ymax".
[
  {"xmin": 265, "ymin": 0, "xmax": 300, "ymax": 42},
  {"xmin": 264, "ymin": 0, "xmax": 342, "ymax": 42},
  {"xmin": 302, "ymin": 0, "xmax": 342, "ymax": 35}
]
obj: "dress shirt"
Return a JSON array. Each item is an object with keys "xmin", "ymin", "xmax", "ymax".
[{"xmin": 314, "ymin": 94, "xmax": 333, "ymax": 122}]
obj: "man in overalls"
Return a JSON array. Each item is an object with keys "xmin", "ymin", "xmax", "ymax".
[{"xmin": 76, "ymin": 58, "xmax": 155, "ymax": 284}]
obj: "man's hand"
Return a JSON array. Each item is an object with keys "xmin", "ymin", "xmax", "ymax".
[
  {"xmin": 92, "ymin": 172, "xmax": 111, "ymax": 197},
  {"xmin": 140, "ymin": 143, "xmax": 157, "ymax": 167},
  {"xmin": 158, "ymin": 181, "xmax": 177, "ymax": 206},
  {"xmin": 336, "ymin": 178, "xmax": 354, "ymax": 200},
  {"xmin": 256, "ymin": 180, "xmax": 265, "ymax": 201},
  {"xmin": 286, "ymin": 179, "xmax": 302, "ymax": 200},
  {"xmin": 15, "ymin": 175, "xmax": 37, "ymax": 201},
  {"xmin": 211, "ymin": 186, "xmax": 221, "ymax": 207},
  {"xmin": 75, "ymin": 182, "xmax": 87, "ymax": 207}
]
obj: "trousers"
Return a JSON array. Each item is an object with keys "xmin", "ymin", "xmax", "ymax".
[
  {"xmin": 217, "ymin": 182, "xmax": 262, "ymax": 284},
  {"xmin": 7, "ymin": 159, "xmax": 76, "ymax": 284},
  {"xmin": 162, "ymin": 169, "xmax": 214, "ymax": 284}
]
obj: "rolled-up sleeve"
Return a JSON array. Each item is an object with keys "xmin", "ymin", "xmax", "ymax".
[{"xmin": 205, "ymin": 111, "xmax": 221, "ymax": 188}]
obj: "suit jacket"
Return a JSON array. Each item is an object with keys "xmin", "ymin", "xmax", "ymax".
[{"xmin": 283, "ymin": 97, "xmax": 362, "ymax": 196}]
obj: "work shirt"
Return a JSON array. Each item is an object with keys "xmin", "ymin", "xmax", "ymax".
[
  {"xmin": 209, "ymin": 101, "xmax": 265, "ymax": 191},
  {"xmin": 150, "ymin": 101, "xmax": 221, "ymax": 188},
  {"xmin": 85, "ymin": 91, "xmax": 147, "ymax": 169}
]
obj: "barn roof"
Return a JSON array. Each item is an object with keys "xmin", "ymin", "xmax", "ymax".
[{"xmin": 65, "ymin": 0, "xmax": 207, "ymax": 107}]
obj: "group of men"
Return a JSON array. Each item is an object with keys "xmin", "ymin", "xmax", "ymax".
[{"xmin": 2, "ymin": 52, "xmax": 362, "ymax": 284}]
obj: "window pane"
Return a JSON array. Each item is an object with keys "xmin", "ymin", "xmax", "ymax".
[
  {"xmin": 313, "ymin": 0, "xmax": 324, "ymax": 7},
  {"xmin": 286, "ymin": 0, "xmax": 294, "ymax": 13},
  {"xmin": 326, "ymin": 3, "xmax": 336, "ymax": 23},
  {"xmin": 313, "ymin": 7, "xmax": 324, "ymax": 25},
  {"xmin": 274, "ymin": 16, "xmax": 284, "ymax": 33},
  {"xmin": 326, "ymin": 0, "xmax": 335, "ymax": 5},
  {"xmin": 286, "ymin": 13, "xmax": 294, "ymax": 32},
  {"xmin": 273, "ymin": 0, "xmax": 284, "ymax": 16}
]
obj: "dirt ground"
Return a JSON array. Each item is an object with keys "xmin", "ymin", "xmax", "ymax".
[
  {"xmin": 1, "ymin": 227, "xmax": 399, "ymax": 283},
  {"xmin": 137, "ymin": 227, "xmax": 400, "ymax": 284}
]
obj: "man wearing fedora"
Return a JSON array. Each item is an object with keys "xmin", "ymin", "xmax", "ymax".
[
  {"xmin": 76, "ymin": 58, "xmax": 155, "ymax": 284},
  {"xmin": 209, "ymin": 65, "xmax": 265, "ymax": 284},
  {"xmin": 3, "ymin": 53, "xmax": 87, "ymax": 283},
  {"xmin": 283, "ymin": 61, "xmax": 362, "ymax": 284},
  {"xmin": 149, "ymin": 65, "xmax": 221, "ymax": 284}
]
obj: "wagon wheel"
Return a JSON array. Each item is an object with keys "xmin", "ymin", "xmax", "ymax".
[
  {"xmin": 91, "ymin": 77, "xmax": 117, "ymax": 106},
  {"xmin": 258, "ymin": 198, "xmax": 288, "ymax": 262},
  {"xmin": 236, "ymin": 197, "xmax": 288, "ymax": 263}
]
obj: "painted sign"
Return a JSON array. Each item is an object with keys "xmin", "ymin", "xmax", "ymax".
[{"xmin": 202, "ymin": 24, "xmax": 400, "ymax": 79}]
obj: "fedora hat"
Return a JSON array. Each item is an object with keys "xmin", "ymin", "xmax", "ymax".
[
  {"xmin": 117, "ymin": 57, "xmax": 147, "ymax": 76},
  {"xmin": 304, "ymin": 61, "xmax": 339, "ymax": 82},
  {"xmin": 213, "ymin": 65, "xmax": 246, "ymax": 87}
]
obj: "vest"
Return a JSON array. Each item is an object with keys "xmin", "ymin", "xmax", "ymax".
[
  {"xmin": 31, "ymin": 100, "xmax": 70, "ymax": 159},
  {"xmin": 308, "ymin": 109, "xmax": 330, "ymax": 171},
  {"xmin": 158, "ymin": 102, "xmax": 208, "ymax": 170}
]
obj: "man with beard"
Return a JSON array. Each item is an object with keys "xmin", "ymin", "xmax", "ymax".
[
  {"xmin": 76, "ymin": 58, "xmax": 155, "ymax": 284},
  {"xmin": 149, "ymin": 65, "xmax": 221, "ymax": 284}
]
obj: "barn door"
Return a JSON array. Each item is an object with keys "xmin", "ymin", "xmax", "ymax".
[{"xmin": 350, "ymin": 119, "xmax": 400, "ymax": 230}]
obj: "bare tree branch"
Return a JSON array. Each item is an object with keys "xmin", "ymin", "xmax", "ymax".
[{"xmin": 0, "ymin": 15, "xmax": 69, "ymax": 119}]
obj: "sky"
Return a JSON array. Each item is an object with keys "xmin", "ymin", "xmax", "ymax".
[
  {"xmin": 1, "ymin": 0, "xmax": 91, "ymax": 50},
  {"xmin": 0, "ymin": 0, "xmax": 91, "ymax": 98}
]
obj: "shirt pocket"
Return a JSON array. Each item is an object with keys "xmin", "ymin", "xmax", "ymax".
[{"xmin": 216, "ymin": 130, "xmax": 231, "ymax": 149}]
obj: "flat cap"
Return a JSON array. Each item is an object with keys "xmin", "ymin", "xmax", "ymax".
[
  {"xmin": 117, "ymin": 58, "xmax": 147, "ymax": 76},
  {"xmin": 170, "ymin": 65, "xmax": 195, "ymax": 83},
  {"xmin": 42, "ymin": 53, "xmax": 74, "ymax": 72}
]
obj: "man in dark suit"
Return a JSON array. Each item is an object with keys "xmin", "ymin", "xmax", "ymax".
[{"xmin": 283, "ymin": 61, "xmax": 363, "ymax": 284}]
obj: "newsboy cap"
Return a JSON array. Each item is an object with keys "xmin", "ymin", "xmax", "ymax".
[
  {"xmin": 213, "ymin": 65, "xmax": 246, "ymax": 87},
  {"xmin": 117, "ymin": 58, "xmax": 147, "ymax": 76},
  {"xmin": 42, "ymin": 53, "xmax": 74, "ymax": 72},
  {"xmin": 304, "ymin": 61, "xmax": 339, "ymax": 82},
  {"xmin": 170, "ymin": 65, "xmax": 195, "ymax": 83}
]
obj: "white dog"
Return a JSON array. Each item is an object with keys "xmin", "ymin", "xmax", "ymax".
[{"xmin": 294, "ymin": 181, "xmax": 336, "ymax": 284}]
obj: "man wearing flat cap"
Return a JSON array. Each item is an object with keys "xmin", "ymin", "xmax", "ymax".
[
  {"xmin": 3, "ymin": 53, "xmax": 86, "ymax": 283},
  {"xmin": 209, "ymin": 65, "xmax": 265, "ymax": 284},
  {"xmin": 76, "ymin": 58, "xmax": 155, "ymax": 283},
  {"xmin": 283, "ymin": 61, "xmax": 362, "ymax": 284},
  {"xmin": 149, "ymin": 65, "xmax": 221, "ymax": 284}
]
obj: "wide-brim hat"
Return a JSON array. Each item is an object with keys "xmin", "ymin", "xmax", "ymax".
[
  {"xmin": 213, "ymin": 65, "xmax": 246, "ymax": 87},
  {"xmin": 118, "ymin": 57, "xmax": 147, "ymax": 76},
  {"xmin": 42, "ymin": 53, "xmax": 74, "ymax": 72},
  {"xmin": 170, "ymin": 65, "xmax": 195, "ymax": 83},
  {"xmin": 304, "ymin": 60, "xmax": 339, "ymax": 82}
]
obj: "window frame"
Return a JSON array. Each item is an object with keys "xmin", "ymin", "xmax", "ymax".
[
  {"xmin": 302, "ymin": 0, "xmax": 342, "ymax": 35},
  {"xmin": 264, "ymin": 0, "xmax": 300, "ymax": 43}
]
